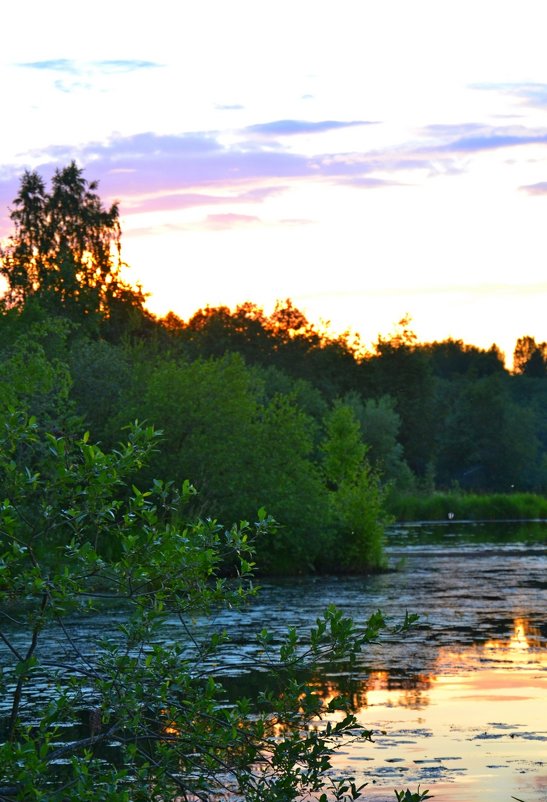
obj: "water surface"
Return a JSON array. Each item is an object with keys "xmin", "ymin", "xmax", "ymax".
[
  {"xmin": 1, "ymin": 521, "xmax": 545, "ymax": 801},
  {"xmin": 219, "ymin": 521, "xmax": 547, "ymax": 801}
]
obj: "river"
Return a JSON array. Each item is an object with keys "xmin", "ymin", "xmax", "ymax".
[
  {"xmin": 1, "ymin": 520, "xmax": 546, "ymax": 801},
  {"xmin": 215, "ymin": 521, "xmax": 547, "ymax": 802}
]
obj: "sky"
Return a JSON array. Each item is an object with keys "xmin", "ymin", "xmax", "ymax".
[{"xmin": 1, "ymin": 1, "xmax": 547, "ymax": 365}]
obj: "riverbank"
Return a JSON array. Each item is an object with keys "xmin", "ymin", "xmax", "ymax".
[{"xmin": 388, "ymin": 491, "xmax": 547, "ymax": 522}]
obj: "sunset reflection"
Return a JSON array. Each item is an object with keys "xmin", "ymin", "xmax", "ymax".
[
  {"xmin": 356, "ymin": 670, "xmax": 433, "ymax": 710},
  {"xmin": 487, "ymin": 616, "xmax": 544, "ymax": 657},
  {"xmin": 308, "ymin": 617, "xmax": 546, "ymax": 719},
  {"xmin": 318, "ymin": 616, "xmax": 547, "ymax": 802},
  {"xmin": 304, "ymin": 670, "xmax": 434, "ymax": 716},
  {"xmin": 435, "ymin": 616, "xmax": 547, "ymax": 676},
  {"xmin": 154, "ymin": 616, "xmax": 546, "ymax": 801}
]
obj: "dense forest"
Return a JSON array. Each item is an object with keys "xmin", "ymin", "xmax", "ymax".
[{"xmin": 1, "ymin": 163, "xmax": 546, "ymax": 573}]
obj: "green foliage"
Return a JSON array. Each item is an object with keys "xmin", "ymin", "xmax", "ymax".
[
  {"xmin": 0, "ymin": 163, "xmax": 148, "ymax": 336},
  {"xmin": 0, "ymin": 415, "xmax": 410, "ymax": 801},
  {"xmin": 251, "ymin": 393, "xmax": 330, "ymax": 573},
  {"xmin": 67, "ymin": 337, "xmax": 136, "ymax": 444},
  {"xmin": 322, "ymin": 402, "xmax": 366, "ymax": 487},
  {"xmin": 330, "ymin": 462, "xmax": 390, "ymax": 569},
  {"xmin": 175, "ymin": 304, "xmax": 547, "ymax": 495},
  {"xmin": 0, "ymin": 319, "xmax": 77, "ymax": 438},
  {"xmin": 137, "ymin": 353, "xmax": 259, "ymax": 515},
  {"xmin": 343, "ymin": 392, "xmax": 415, "ymax": 493},
  {"xmin": 394, "ymin": 787, "xmax": 433, "ymax": 802},
  {"xmin": 252, "ymin": 363, "xmax": 329, "ymax": 427},
  {"xmin": 179, "ymin": 300, "xmax": 360, "ymax": 399},
  {"xmin": 124, "ymin": 353, "xmax": 333, "ymax": 573},
  {"xmin": 0, "ymin": 335, "xmax": 68, "ymax": 414},
  {"xmin": 388, "ymin": 490, "xmax": 547, "ymax": 521},
  {"xmin": 321, "ymin": 403, "xmax": 391, "ymax": 570},
  {"xmin": 3, "ymin": 160, "xmax": 546, "ymax": 570},
  {"xmin": 435, "ymin": 374, "xmax": 543, "ymax": 491},
  {"xmin": 366, "ymin": 319, "xmax": 437, "ymax": 477}
]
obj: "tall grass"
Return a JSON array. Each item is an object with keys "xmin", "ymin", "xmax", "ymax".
[{"xmin": 388, "ymin": 491, "xmax": 547, "ymax": 522}]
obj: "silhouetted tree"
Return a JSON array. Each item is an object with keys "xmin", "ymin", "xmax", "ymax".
[
  {"xmin": 424, "ymin": 338, "xmax": 506, "ymax": 378},
  {"xmin": 182, "ymin": 303, "xmax": 274, "ymax": 363},
  {"xmin": 0, "ymin": 162, "xmax": 148, "ymax": 335},
  {"xmin": 513, "ymin": 335, "xmax": 547, "ymax": 378},
  {"xmin": 177, "ymin": 300, "xmax": 362, "ymax": 398}
]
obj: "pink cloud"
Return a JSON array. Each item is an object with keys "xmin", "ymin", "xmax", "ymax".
[
  {"xmin": 122, "ymin": 185, "xmax": 287, "ymax": 213},
  {"xmin": 4, "ymin": 118, "xmax": 547, "ymax": 236},
  {"xmin": 202, "ymin": 213, "xmax": 261, "ymax": 230},
  {"xmin": 520, "ymin": 181, "xmax": 547, "ymax": 195}
]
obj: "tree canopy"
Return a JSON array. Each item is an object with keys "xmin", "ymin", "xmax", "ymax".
[
  {"xmin": 0, "ymin": 162, "xmax": 148, "ymax": 336},
  {"xmin": 1, "ymin": 162, "xmax": 546, "ymax": 503},
  {"xmin": 513, "ymin": 335, "xmax": 547, "ymax": 378}
]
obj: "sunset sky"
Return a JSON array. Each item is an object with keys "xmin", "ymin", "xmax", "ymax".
[{"xmin": 2, "ymin": 0, "xmax": 547, "ymax": 364}]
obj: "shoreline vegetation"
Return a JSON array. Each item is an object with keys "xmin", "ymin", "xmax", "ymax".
[{"xmin": 388, "ymin": 491, "xmax": 547, "ymax": 523}]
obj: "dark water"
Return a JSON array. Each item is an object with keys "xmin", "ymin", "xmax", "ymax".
[{"xmin": 1, "ymin": 521, "xmax": 546, "ymax": 800}]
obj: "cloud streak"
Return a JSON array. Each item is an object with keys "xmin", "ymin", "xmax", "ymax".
[
  {"xmin": 421, "ymin": 123, "xmax": 547, "ymax": 153},
  {"xmin": 122, "ymin": 186, "xmax": 287, "ymax": 213},
  {"xmin": 520, "ymin": 182, "xmax": 547, "ymax": 195},
  {"xmin": 3, "ymin": 118, "xmax": 547, "ymax": 232},
  {"xmin": 20, "ymin": 128, "xmax": 388, "ymax": 207},
  {"xmin": 472, "ymin": 82, "xmax": 547, "ymax": 108},
  {"xmin": 244, "ymin": 119, "xmax": 374, "ymax": 136},
  {"xmin": 18, "ymin": 59, "xmax": 162, "ymax": 74},
  {"xmin": 203, "ymin": 213, "xmax": 260, "ymax": 230}
]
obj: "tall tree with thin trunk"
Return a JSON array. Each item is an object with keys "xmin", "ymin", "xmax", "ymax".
[{"xmin": 1, "ymin": 162, "xmax": 146, "ymax": 332}]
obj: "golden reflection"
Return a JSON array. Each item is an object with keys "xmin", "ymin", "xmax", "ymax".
[
  {"xmin": 302, "ymin": 670, "xmax": 434, "ymax": 719},
  {"xmin": 359, "ymin": 670, "xmax": 433, "ymax": 709},
  {"xmin": 486, "ymin": 616, "xmax": 544, "ymax": 656},
  {"xmin": 161, "ymin": 709, "xmax": 180, "ymax": 736},
  {"xmin": 436, "ymin": 616, "xmax": 547, "ymax": 674},
  {"xmin": 302, "ymin": 616, "xmax": 546, "ymax": 721},
  {"xmin": 160, "ymin": 618, "xmax": 545, "ymax": 745}
]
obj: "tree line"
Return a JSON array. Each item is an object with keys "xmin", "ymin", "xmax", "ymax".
[{"xmin": 1, "ymin": 163, "xmax": 546, "ymax": 574}]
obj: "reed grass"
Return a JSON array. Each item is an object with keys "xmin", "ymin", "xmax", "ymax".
[{"xmin": 388, "ymin": 491, "xmax": 547, "ymax": 522}]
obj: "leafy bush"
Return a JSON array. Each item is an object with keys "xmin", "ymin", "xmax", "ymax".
[
  {"xmin": 0, "ymin": 412, "xmax": 415, "ymax": 801},
  {"xmin": 321, "ymin": 403, "xmax": 391, "ymax": 570}
]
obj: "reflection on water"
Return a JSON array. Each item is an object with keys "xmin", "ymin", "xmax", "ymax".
[
  {"xmin": 313, "ymin": 615, "xmax": 546, "ymax": 710},
  {"xmin": 306, "ymin": 614, "xmax": 547, "ymax": 802},
  {"xmin": 307, "ymin": 671, "xmax": 434, "ymax": 713},
  {"xmin": 1, "ymin": 522, "xmax": 545, "ymax": 800},
  {"xmin": 484, "ymin": 617, "xmax": 545, "ymax": 661},
  {"xmin": 314, "ymin": 520, "xmax": 546, "ymax": 802},
  {"xmin": 225, "ymin": 605, "xmax": 546, "ymax": 802},
  {"xmin": 387, "ymin": 520, "xmax": 547, "ymax": 549},
  {"xmin": 355, "ymin": 670, "xmax": 433, "ymax": 710},
  {"xmin": 231, "ymin": 523, "xmax": 547, "ymax": 801}
]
